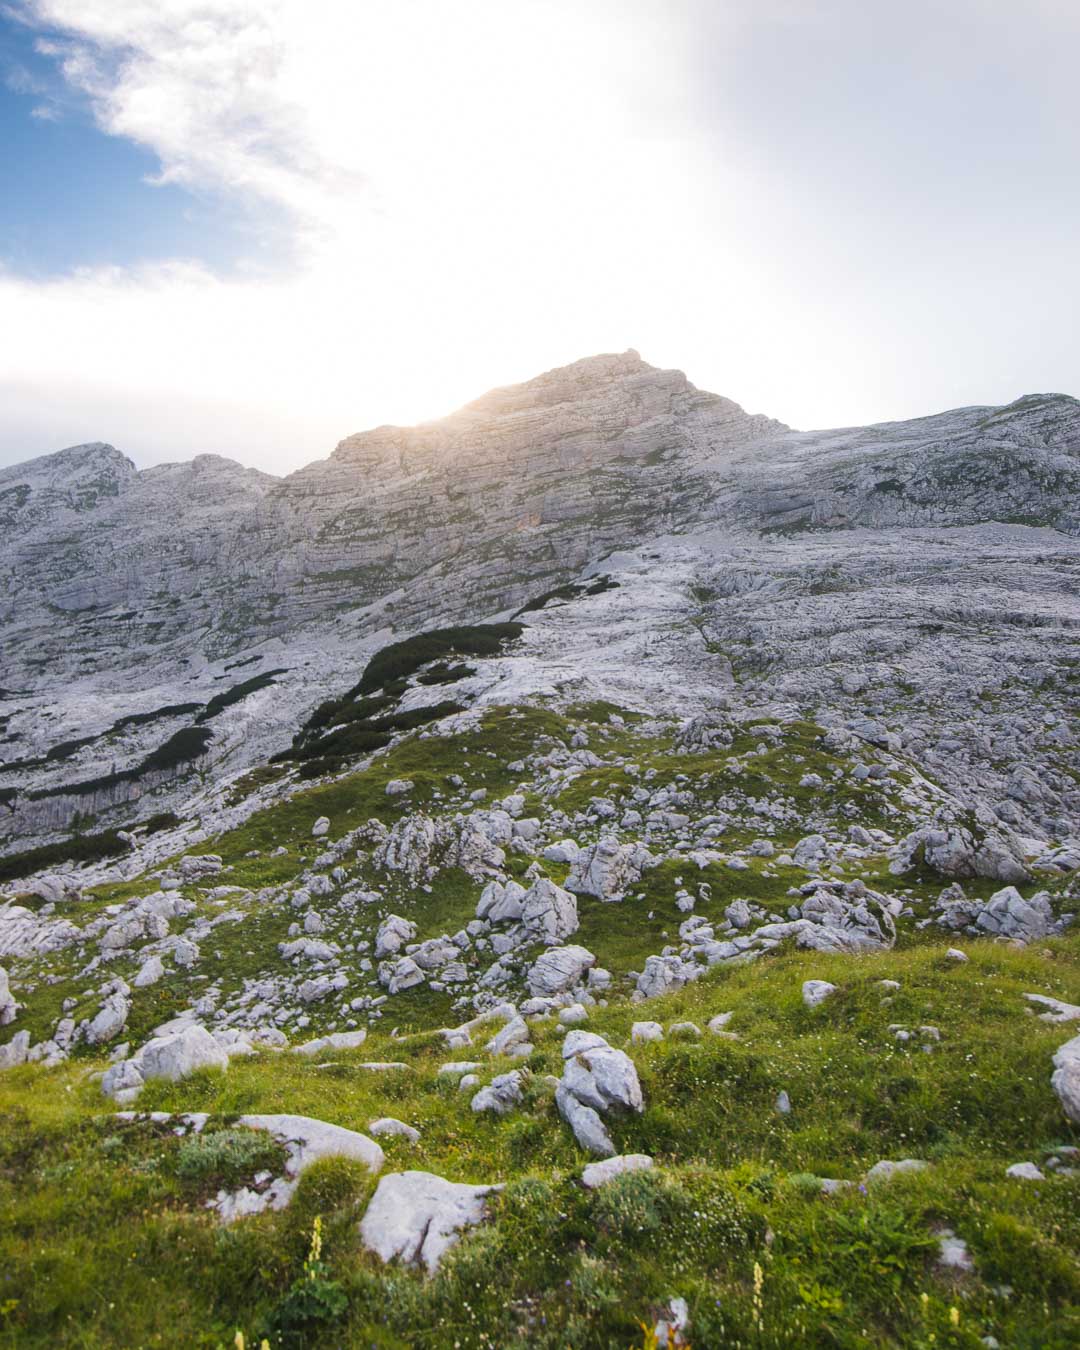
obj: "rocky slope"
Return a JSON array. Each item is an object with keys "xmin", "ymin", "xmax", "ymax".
[
  {"xmin": 1, "ymin": 352, "xmax": 1079, "ymax": 1347},
  {"xmin": 1, "ymin": 351, "xmax": 1079, "ymax": 861}
]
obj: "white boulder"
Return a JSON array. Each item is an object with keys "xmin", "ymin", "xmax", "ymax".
[{"xmin": 359, "ymin": 1170, "xmax": 502, "ymax": 1274}]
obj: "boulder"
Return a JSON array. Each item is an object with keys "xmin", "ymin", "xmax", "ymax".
[
  {"xmin": 565, "ymin": 836, "xmax": 658, "ymax": 901},
  {"xmin": 581, "ymin": 1154, "xmax": 654, "ymax": 1188},
  {"xmin": 0, "ymin": 1029, "xmax": 30, "ymax": 1069},
  {"xmin": 635, "ymin": 953, "xmax": 701, "ymax": 1000},
  {"xmin": 137, "ymin": 1024, "xmax": 229, "ymax": 1083},
  {"xmin": 526, "ymin": 945, "xmax": 596, "ymax": 996},
  {"xmin": 802, "ymin": 979, "xmax": 837, "ymax": 1008},
  {"xmin": 369, "ymin": 1117, "xmax": 421, "ymax": 1143},
  {"xmin": 241, "ymin": 1112, "xmax": 384, "ymax": 1176},
  {"xmin": 379, "ymin": 956, "xmax": 425, "ymax": 994},
  {"xmin": 374, "ymin": 815, "xmax": 437, "ymax": 879},
  {"xmin": 85, "ymin": 988, "xmax": 131, "ymax": 1045},
  {"xmin": 1024, "ymin": 994, "xmax": 1080, "ymax": 1024},
  {"xmin": 974, "ymin": 887, "xmax": 1058, "ymax": 942},
  {"xmin": 864, "ymin": 1158, "xmax": 927, "ymax": 1183},
  {"xmin": 375, "ymin": 914, "xmax": 417, "ymax": 958},
  {"xmin": 891, "ymin": 825, "xmax": 1030, "ymax": 885},
  {"xmin": 485, "ymin": 1016, "xmax": 531, "ymax": 1058},
  {"xmin": 1051, "ymin": 1034, "xmax": 1080, "ymax": 1124},
  {"xmin": 556, "ymin": 1029, "xmax": 644, "ymax": 1157},
  {"xmin": 133, "ymin": 955, "xmax": 165, "ymax": 988},
  {"xmin": 476, "ymin": 879, "xmax": 526, "ymax": 924},
  {"xmin": 471, "ymin": 1070, "xmax": 524, "ymax": 1115},
  {"xmin": 1005, "ymin": 1161, "xmax": 1045, "ymax": 1180},
  {"xmin": 519, "ymin": 878, "xmax": 579, "ymax": 945},
  {"xmin": 177, "ymin": 854, "xmax": 223, "ymax": 880},
  {"xmin": 0, "ymin": 966, "xmax": 17, "ymax": 1026},
  {"xmin": 293, "ymin": 1029, "xmax": 368, "ymax": 1056},
  {"xmin": 359, "ymin": 1170, "xmax": 502, "ymax": 1274}
]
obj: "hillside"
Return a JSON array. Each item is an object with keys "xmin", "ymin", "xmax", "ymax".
[{"xmin": 0, "ymin": 354, "xmax": 1078, "ymax": 1347}]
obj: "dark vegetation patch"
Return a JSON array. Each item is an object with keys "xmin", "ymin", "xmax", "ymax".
[
  {"xmin": 267, "ymin": 624, "xmax": 524, "ymax": 780},
  {"xmin": 0, "ymin": 811, "xmax": 177, "ymax": 884},
  {"xmin": 1, "ymin": 733, "xmax": 101, "ymax": 773},
  {"xmin": 513, "ymin": 575, "xmax": 618, "ymax": 617},
  {"xmin": 224, "ymin": 653, "xmax": 262, "ymax": 672},
  {"xmin": 196, "ymin": 670, "xmax": 288, "ymax": 723},
  {"xmin": 416, "ymin": 662, "xmax": 476, "ymax": 686},
  {"xmin": 1, "ymin": 704, "xmax": 204, "ymax": 775},
  {"xmin": 27, "ymin": 726, "xmax": 213, "ymax": 801},
  {"xmin": 109, "ymin": 702, "xmax": 202, "ymax": 733},
  {"xmin": 355, "ymin": 623, "xmax": 524, "ymax": 695},
  {"xmin": 274, "ymin": 701, "xmax": 466, "ymax": 772}
]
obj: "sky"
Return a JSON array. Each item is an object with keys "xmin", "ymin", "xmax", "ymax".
[{"xmin": 0, "ymin": 0, "xmax": 1078, "ymax": 476}]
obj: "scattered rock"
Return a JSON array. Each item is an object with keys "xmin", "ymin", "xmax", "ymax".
[
  {"xmin": 526, "ymin": 945, "xmax": 596, "ymax": 996},
  {"xmin": 865, "ymin": 1158, "xmax": 928, "ymax": 1183},
  {"xmin": 556, "ymin": 1029, "xmax": 644, "ymax": 1157},
  {"xmin": 802, "ymin": 979, "xmax": 837, "ymax": 1008},
  {"xmin": 471, "ymin": 1070, "xmax": 524, "ymax": 1115},
  {"xmin": 369, "ymin": 1117, "xmax": 421, "ymax": 1143},
  {"xmin": 1005, "ymin": 1161, "xmax": 1044, "ymax": 1180},
  {"xmin": 581, "ymin": 1153, "xmax": 654, "ymax": 1188},
  {"xmin": 1051, "ymin": 1033, "xmax": 1080, "ymax": 1123}
]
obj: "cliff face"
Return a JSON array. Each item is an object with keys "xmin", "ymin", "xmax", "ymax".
[
  {"xmin": 1, "ymin": 351, "xmax": 1079, "ymax": 852},
  {"xmin": 0, "ymin": 351, "xmax": 786, "ymax": 679},
  {"xmin": 4, "ymin": 355, "xmax": 1078, "ymax": 691}
]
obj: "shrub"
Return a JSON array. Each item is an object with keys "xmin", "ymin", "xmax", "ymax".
[
  {"xmin": 266, "ymin": 1216, "xmax": 348, "ymax": 1348},
  {"xmin": 278, "ymin": 701, "xmax": 464, "ymax": 767},
  {"xmin": 416, "ymin": 662, "xmax": 476, "ymax": 686},
  {"xmin": 197, "ymin": 670, "xmax": 287, "ymax": 723},
  {"xmin": 109, "ymin": 702, "xmax": 202, "ymax": 732},
  {"xmin": 0, "ymin": 826, "xmax": 134, "ymax": 883},
  {"xmin": 355, "ymin": 623, "xmax": 523, "ymax": 695},
  {"xmin": 27, "ymin": 725, "xmax": 213, "ymax": 800},
  {"xmin": 175, "ymin": 1128, "xmax": 284, "ymax": 1188}
]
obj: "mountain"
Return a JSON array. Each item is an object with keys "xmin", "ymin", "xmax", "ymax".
[
  {"xmin": 1, "ymin": 351, "xmax": 1078, "ymax": 855},
  {"xmin": 1, "ymin": 353, "xmax": 1079, "ymax": 1347}
]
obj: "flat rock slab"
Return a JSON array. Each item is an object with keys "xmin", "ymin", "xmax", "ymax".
[
  {"xmin": 1025, "ymin": 994, "xmax": 1080, "ymax": 1024},
  {"xmin": 581, "ymin": 1154, "xmax": 654, "ymax": 1188},
  {"xmin": 238, "ymin": 1113, "xmax": 385, "ymax": 1176},
  {"xmin": 359, "ymin": 1170, "xmax": 503, "ymax": 1274},
  {"xmin": 293, "ymin": 1029, "xmax": 368, "ymax": 1056}
]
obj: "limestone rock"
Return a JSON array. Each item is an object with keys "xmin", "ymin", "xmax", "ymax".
[
  {"xmin": 803, "ymin": 979, "xmax": 838, "ymax": 1008},
  {"xmin": 565, "ymin": 836, "xmax": 658, "ymax": 902},
  {"xmin": 359, "ymin": 1170, "xmax": 502, "ymax": 1274},
  {"xmin": 526, "ymin": 945, "xmax": 596, "ymax": 996},
  {"xmin": 519, "ymin": 878, "xmax": 579, "ymax": 945},
  {"xmin": 556, "ymin": 1029, "xmax": 644, "ymax": 1157},
  {"xmin": 581, "ymin": 1153, "xmax": 654, "ymax": 1188}
]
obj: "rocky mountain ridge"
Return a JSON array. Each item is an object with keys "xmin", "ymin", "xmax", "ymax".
[{"xmin": 1, "ymin": 351, "xmax": 1078, "ymax": 862}]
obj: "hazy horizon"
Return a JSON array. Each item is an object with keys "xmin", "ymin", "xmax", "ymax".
[{"xmin": 2, "ymin": 0, "xmax": 1078, "ymax": 475}]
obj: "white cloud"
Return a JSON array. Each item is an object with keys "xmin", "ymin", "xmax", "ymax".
[{"xmin": 1, "ymin": 0, "xmax": 1078, "ymax": 474}]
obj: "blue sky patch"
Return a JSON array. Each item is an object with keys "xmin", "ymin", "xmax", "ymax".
[{"xmin": 0, "ymin": 15, "xmax": 278, "ymax": 277}]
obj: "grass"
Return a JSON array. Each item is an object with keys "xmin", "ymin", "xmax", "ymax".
[
  {"xmin": 0, "ymin": 936, "xmax": 1077, "ymax": 1347},
  {"xmin": 2, "ymin": 693, "xmax": 1078, "ymax": 1346}
]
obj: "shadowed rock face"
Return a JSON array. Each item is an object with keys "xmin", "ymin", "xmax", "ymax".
[{"xmin": 1, "ymin": 351, "xmax": 1079, "ymax": 853}]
